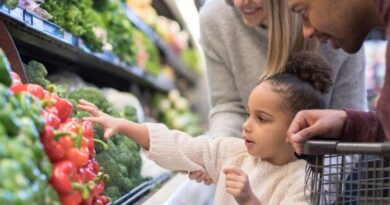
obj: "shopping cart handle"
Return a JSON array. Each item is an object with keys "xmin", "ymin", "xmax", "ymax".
[{"xmin": 303, "ymin": 140, "xmax": 390, "ymax": 155}]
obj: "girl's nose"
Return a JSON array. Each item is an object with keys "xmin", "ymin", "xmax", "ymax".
[{"xmin": 243, "ymin": 118, "xmax": 252, "ymax": 133}]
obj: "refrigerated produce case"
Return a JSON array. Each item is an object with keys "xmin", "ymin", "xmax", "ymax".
[{"xmin": 0, "ymin": 1, "xmax": 206, "ymax": 204}]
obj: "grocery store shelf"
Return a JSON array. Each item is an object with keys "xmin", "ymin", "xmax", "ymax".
[
  {"xmin": 0, "ymin": 5, "xmax": 175, "ymax": 92},
  {"xmin": 109, "ymin": 172, "xmax": 173, "ymax": 205},
  {"xmin": 121, "ymin": 3, "xmax": 197, "ymax": 85}
]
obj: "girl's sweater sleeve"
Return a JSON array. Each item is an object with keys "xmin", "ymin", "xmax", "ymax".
[{"xmin": 142, "ymin": 123, "xmax": 246, "ymax": 182}]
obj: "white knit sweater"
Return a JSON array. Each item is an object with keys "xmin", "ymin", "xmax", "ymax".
[{"xmin": 143, "ymin": 123, "xmax": 309, "ymax": 205}]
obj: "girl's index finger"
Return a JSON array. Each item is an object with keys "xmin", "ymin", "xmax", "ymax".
[
  {"xmin": 223, "ymin": 167, "xmax": 244, "ymax": 176},
  {"xmin": 79, "ymin": 99, "xmax": 98, "ymax": 108},
  {"xmin": 78, "ymin": 104, "xmax": 100, "ymax": 116}
]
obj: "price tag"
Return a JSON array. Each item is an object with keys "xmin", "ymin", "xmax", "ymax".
[
  {"xmin": 32, "ymin": 17, "xmax": 43, "ymax": 30},
  {"xmin": 64, "ymin": 32, "xmax": 73, "ymax": 44},
  {"xmin": 10, "ymin": 7, "xmax": 23, "ymax": 21}
]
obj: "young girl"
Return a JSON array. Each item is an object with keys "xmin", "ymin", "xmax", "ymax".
[{"xmin": 78, "ymin": 52, "xmax": 332, "ymax": 205}]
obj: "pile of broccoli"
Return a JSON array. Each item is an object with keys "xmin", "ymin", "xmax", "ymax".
[
  {"xmin": 24, "ymin": 61, "xmax": 51, "ymax": 89},
  {"xmin": 67, "ymin": 86, "xmax": 144, "ymax": 200}
]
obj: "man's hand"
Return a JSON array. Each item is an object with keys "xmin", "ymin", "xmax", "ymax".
[{"xmin": 287, "ymin": 109, "xmax": 347, "ymax": 155}]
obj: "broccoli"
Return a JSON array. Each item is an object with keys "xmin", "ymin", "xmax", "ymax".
[
  {"xmin": 68, "ymin": 87, "xmax": 114, "ymax": 119},
  {"xmin": 4, "ymin": 0, "xmax": 18, "ymax": 9},
  {"xmin": 119, "ymin": 177, "xmax": 133, "ymax": 193},
  {"xmin": 122, "ymin": 105, "xmax": 138, "ymax": 122},
  {"xmin": 118, "ymin": 164, "xmax": 128, "ymax": 178},
  {"xmin": 95, "ymin": 152, "xmax": 122, "ymax": 186},
  {"xmin": 24, "ymin": 61, "xmax": 51, "ymax": 89},
  {"xmin": 104, "ymin": 186, "xmax": 121, "ymax": 200},
  {"xmin": 113, "ymin": 135, "xmax": 141, "ymax": 173}
]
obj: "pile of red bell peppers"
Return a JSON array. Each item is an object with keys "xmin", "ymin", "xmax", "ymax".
[{"xmin": 10, "ymin": 72, "xmax": 109, "ymax": 205}]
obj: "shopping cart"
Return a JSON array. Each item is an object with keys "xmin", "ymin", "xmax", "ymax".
[{"xmin": 303, "ymin": 140, "xmax": 390, "ymax": 205}]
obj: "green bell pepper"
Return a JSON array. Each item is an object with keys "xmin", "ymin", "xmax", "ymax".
[
  {"xmin": 0, "ymin": 49, "xmax": 12, "ymax": 87},
  {"xmin": 0, "ymin": 104, "xmax": 21, "ymax": 136}
]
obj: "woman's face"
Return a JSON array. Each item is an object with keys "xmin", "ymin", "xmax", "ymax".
[
  {"xmin": 243, "ymin": 82, "xmax": 295, "ymax": 164},
  {"xmin": 233, "ymin": 0, "xmax": 267, "ymax": 27}
]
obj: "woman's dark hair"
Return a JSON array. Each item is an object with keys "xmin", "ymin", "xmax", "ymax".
[{"xmin": 261, "ymin": 51, "xmax": 333, "ymax": 116}]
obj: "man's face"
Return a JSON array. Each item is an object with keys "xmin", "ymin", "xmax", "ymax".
[{"xmin": 287, "ymin": 0, "xmax": 369, "ymax": 53}]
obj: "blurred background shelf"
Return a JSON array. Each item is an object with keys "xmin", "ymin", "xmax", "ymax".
[
  {"xmin": 121, "ymin": 3, "xmax": 197, "ymax": 85},
  {"xmin": 0, "ymin": 5, "xmax": 175, "ymax": 92}
]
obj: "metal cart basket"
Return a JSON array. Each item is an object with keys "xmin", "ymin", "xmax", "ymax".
[{"xmin": 303, "ymin": 140, "xmax": 390, "ymax": 205}]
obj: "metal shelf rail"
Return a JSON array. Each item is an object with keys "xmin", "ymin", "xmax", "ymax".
[{"xmin": 108, "ymin": 172, "xmax": 173, "ymax": 205}]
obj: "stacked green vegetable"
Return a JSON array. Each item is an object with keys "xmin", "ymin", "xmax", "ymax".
[
  {"xmin": 0, "ymin": 0, "xmax": 19, "ymax": 9},
  {"xmin": 0, "ymin": 50, "xmax": 60, "ymax": 205},
  {"xmin": 42, "ymin": 0, "xmax": 104, "ymax": 51},
  {"xmin": 42, "ymin": 0, "xmax": 137, "ymax": 65},
  {"xmin": 67, "ymin": 87, "xmax": 144, "ymax": 200}
]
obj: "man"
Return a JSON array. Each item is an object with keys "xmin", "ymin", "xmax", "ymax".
[{"xmin": 286, "ymin": 0, "xmax": 389, "ymax": 155}]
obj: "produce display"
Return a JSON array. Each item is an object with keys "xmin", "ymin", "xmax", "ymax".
[
  {"xmin": 0, "ymin": 50, "xmax": 58, "ymax": 205},
  {"xmin": 126, "ymin": 0, "xmax": 201, "ymax": 74},
  {"xmin": 42, "ymin": 0, "xmax": 104, "ymax": 51},
  {"xmin": 1, "ymin": 0, "xmax": 205, "ymax": 203},
  {"xmin": 67, "ymin": 87, "xmax": 144, "ymax": 201},
  {"xmin": 22, "ymin": 60, "xmax": 145, "ymax": 201},
  {"xmin": 7, "ymin": 61, "xmax": 109, "ymax": 205}
]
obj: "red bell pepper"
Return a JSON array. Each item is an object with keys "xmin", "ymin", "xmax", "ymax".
[
  {"xmin": 57, "ymin": 121, "xmax": 90, "ymax": 167},
  {"xmin": 51, "ymin": 93, "xmax": 73, "ymax": 123},
  {"xmin": 10, "ymin": 83, "xmax": 46, "ymax": 99},
  {"xmin": 40, "ymin": 125, "xmax": 66, "ymax": 162},
  {"xmin": 26, "ymin": 84, "xmax": 46, "ymax": 99},
  {"xmin": 56, "ymin": 133, "xmax": 89, "ymax": 167},
  {"xmin": 79, "ymin": 165, "xmax": 96, "ymax": 182},
  {"xmin": 60, "ymin": 191, "xmax": 83, "ymax": 205},
  {"xmin": 41, "ymin": 109, "xmax": 61, "ymax": 129},
  {"xmin": 80, "ymin": 120, "xmax": 94, "ymax": 139},
  {"xmin": 92, "ymin": 195, "xmax": 109, "ymax": 205},
  {"xmin": 65, "ymin": 136, "xmax": 90, "ymax": 167},
  {"xmin": 91, "ymin": 160, "xmax": 100, "ymax": 174},
  {"xmin": 80, "ymin": 120, "xmax": 96, "ymax": 159},
  {"xmin": 50, "ymin": 160, "xmax": 78, "ymax": 194},
  {"xmin": 81, "ymin": 175, "xmax": 107, "ymax": 205},
  {"xmin": 10, "ymin": 83, "xmax": 25, "ymax": 94},
  {"xmin": 51, "ymin": 160, "xmax": 89, "ymax": 198}
]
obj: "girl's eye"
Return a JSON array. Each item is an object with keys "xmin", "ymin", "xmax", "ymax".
[{"xmin": 257, "ymin": 116, "xmax": 269, "ymax": 123}]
